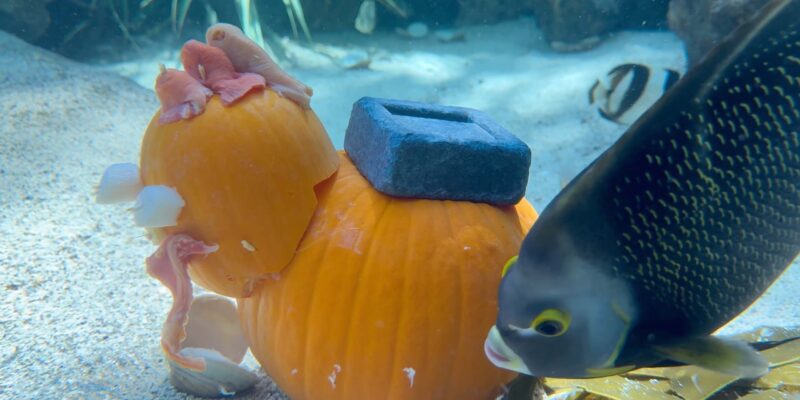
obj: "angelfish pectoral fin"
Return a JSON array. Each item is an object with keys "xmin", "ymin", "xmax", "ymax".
[{"xmin": 652, "ymin": 335, "xmax": 769, "ymax": 378}]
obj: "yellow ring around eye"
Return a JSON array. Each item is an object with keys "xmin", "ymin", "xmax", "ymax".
[
  {"xmin": 501, "ymin": 256, "xmax": 518, "ymax": 277},
  {"xmin": 531, "ymin": 309, "xmax": 571, "ymax": 337}
]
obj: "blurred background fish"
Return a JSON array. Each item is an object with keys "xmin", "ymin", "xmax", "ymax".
[{"xmin": 589, "ymin": 63, "xmax": 681, "ymax": 125}]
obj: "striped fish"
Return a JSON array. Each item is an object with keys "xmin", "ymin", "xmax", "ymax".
[{"xmin": 590, "ymin": 63, "xmax": 681, "ymax": 125}]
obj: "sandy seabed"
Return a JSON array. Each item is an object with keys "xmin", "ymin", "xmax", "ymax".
[{"xmin": 1, "ymin": 17, "xmax": 797, "ymax": 400}]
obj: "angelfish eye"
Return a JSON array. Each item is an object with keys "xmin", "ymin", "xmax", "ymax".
[
  {"xmin": 531, "ymin": 308, "xmax": 571, "ymax": 337},
  {"xmin": 535, "ymin": 320, "xmax": 563, "ymax": 336}
]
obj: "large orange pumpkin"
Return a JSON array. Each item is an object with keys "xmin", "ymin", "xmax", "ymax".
[
  {"xmin": 238, "ymin": 152, "xmax": 538, "ymax": 399},
  {"xmin": 139, "ymin": 89, "xmax": 339, "ymax": 297}
]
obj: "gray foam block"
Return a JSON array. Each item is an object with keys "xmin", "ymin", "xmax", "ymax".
[{"xmin": 344, "ymin": 97, "xmax": 531, "ymax": 205}]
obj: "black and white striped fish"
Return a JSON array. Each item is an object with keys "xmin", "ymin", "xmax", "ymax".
[{"xmin": 589, "ymin": 63, "xmax": 681, "ymax": 125}]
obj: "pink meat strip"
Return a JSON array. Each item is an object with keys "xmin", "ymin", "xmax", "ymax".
[
  {"xmin": 181, "ymin": 40, "xmax": 266, "ymax": 106},
  {"xmin": 155, "ymin": 68, "xmax": 213, "ymax": 124},
  {"xmin": 206, "ymin": 23, "xmax": 313, "ymax": 109},
  {"xmin": 146, "ymin": 234, "xmax": 219, "ymax": 372}
]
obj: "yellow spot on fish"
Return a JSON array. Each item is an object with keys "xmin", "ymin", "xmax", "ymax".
[{"xmin": 501, "ymin": 256, "xmax": 517, "ymax": 277}]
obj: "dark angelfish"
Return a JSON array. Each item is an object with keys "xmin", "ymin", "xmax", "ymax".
[{"xmin": 487, "ymin": 0, "xmax": 800, "ymax": 379}]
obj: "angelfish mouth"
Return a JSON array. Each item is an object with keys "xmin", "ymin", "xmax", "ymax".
[
  {"xmin": 485, "ymin": 341, "xmax": 510, "ymax": 363},
  {"xmin": 484, "ymin": 326, "xmax": 531, "ymax": 375}
]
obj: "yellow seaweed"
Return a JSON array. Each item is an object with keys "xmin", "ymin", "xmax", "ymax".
[
  {"xmin": 755, "ymin": 363, "xmax": 800, "ymax": 390},
  {"xmin": 734, "ymin": 326, "xmax": 800, "ymax": 343},
  {"xmin": 762, "ymin": 338, "xmax": 800, "ymax": 367},
  {"xmin": 665, "ymin": 366, "xmax": 739, "ymax": 400},
  {"xmin": 736, "ymin": 389, "xmax": 796, "ymax": 399},
  {"xmin": 546, "ymin": 376, "xmax": 675, "ymax": 400},
  {"xmin": 536, "ymin": 327, "xmax": 800, "ymax": 400}
]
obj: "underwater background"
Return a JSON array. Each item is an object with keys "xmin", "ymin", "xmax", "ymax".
[{"xmin": 1, "ymin": 0, "xmax": 799, "ymax": 399}]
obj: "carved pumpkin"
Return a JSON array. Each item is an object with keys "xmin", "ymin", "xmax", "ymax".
[
  {"xmin": 139, "ymin": 89, "xmax": 339, "ymax": 297},
  {"xmin": 238, "ymin": 152, "xmax": 538, "ymax": 399}
]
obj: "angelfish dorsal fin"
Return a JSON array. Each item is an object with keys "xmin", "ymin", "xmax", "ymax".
[{"xmin": 652, "ymin": 336, "xmax": 768, "ymax": 378}]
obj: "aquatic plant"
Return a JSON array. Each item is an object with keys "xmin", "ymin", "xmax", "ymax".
[
  {"xmin": 49, "ymin": 0, "xmax": 311, "ymax": 57},
  {"xmin": 534, "ymin": 326, "xmax": 800, "ymax": 400},
  {"xmin": 153, "ymin": 0, "xmax": 314, "ymax": 43}
]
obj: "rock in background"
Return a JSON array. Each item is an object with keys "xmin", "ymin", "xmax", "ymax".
[
  {"xmin": 454, "ymin": 0, "xmax": 537, "ymax": 25},
  {"xmin": 529, "ymin": 0, "xmax": 670, "ymax": 52},
  {"xmin": 297, "ymin": 0, "xmax": 459, "ymax": 32},
  {"xmin": 668, "ymin": 0, "xmax": 772, "ymax": 66},
  {"xmin": 2, "ymin": 0, "xmax": 761, "ymax": 64},
  {"xmin": 0, "ymin": 0, "xmax": 53, "ymax": 42}
]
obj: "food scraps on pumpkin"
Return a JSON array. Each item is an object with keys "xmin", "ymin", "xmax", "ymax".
[
  {"xmin": 205, "ymin": 23, "xmax": 313, "ymax": 108},
  {"xmin": 139, "ymin": 31, "xmax": 339, "ymax": 296},
  {"xmin": 133, "ymin": 185, "xmax": 185, "ymax": 228},
  {"xmin": 240, "ymin": 240, "xmax": 256, "ymax": 252},
  {"xmin": 146, "ymin": 234, "xmax": 259, "ymax": 397},
  {"xmin": 95, "ymin": 163, "xmax": 142, "ymax": 204},
  {"xmin": 180, "ymin": 40, "xmax": 266, "ymax": 106},
  {"xmin": 167, "ymin": 294, "xmax": 259, "ymax": 398},
  {"xmin": 403, "ymin": 367, "xmax": 416, "ymax": 388},
  {"xmin": 154, "ymin": 65, "xmax": 213, "ymax": 124}
]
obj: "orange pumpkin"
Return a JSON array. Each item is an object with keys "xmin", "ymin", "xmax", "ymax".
[
  {"xmin": 139, "ymin": 89, "xmax": 339, "ymax": 297},
  {"xmin": 238, "ymin": 152, "xmax": 538, "ymax": 399}
]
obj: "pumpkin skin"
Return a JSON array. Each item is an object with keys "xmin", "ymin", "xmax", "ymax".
[
  {"xmin": 140, "ymin": 89, "xmax": 339, "ymax": 297},
  {"xmin": 238, "ymin": 153, "xmax": 538, "ymax": 400}
]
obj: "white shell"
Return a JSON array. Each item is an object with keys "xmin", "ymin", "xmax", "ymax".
[
  {"xmin": 406, "ymin": 22, "xmax": 429, "ymax": 38},
  {"xmin": 355, "ymin": 0, "xmax": 376, "ymax": 34},
  {"xmin": 434, "ymin": 29, "xmax": 466, "ymax": 43},
  {"xmin": 168, "ymin": 294, "xmax": 259, "ymax": 397},
  {"xmin": 133, "ymin": 185, "xmax": 185, "ymax": 228},
  {"xmin": 95, "ymin": 163, "xmax": 142, "ymax": 204},
  {"xmin": 168, "ymin": 347, "xmax": 259, "ymax": 397},
  {"xmin": 338, "ymin": 50, "xmax": 371, "ymax": 69},
  {"xmin": 183, "ymin": 294, "xmax": 250, "ymax": 364}
]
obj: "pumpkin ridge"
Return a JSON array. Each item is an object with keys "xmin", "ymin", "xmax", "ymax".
[
  {"xmin": 271, "ymin": 275, "xmax": 291, "ymax": 384},
  {"xmin": 475, "ymin": 202, "xmax": 511, "ymax": 244},
  {"xmin": 513, "ymin": 201, "xmax": 539, "ymax": 231},
  {"xmin": 294, "ymin": 165, "xmax": 357, "ymax": 259},
  {"xmin": 271, "ymin": 178, "xmax": 340, "ymax": 374},
  {"xmin": 257, "ymin": 287, "xmax": 272, "ymax": 374},
  {"xmin": 296, "ymin": 167, "xmax": 356, "ymax": 251},
  {"xmin": 299, "ymin": 223, "xmax": 333, "ymax": 397},
  {"xmin": 469, "ymin": 204, "xmax": 509, "ymax": 398},
  {"xmin": 439, "ymin": 201, "xmax": 463, "ymax": 398},
  {"xmin": 339, "ymin": 191, "xmax": 393, "ymax": 399},
  {"xmin": 266, "ymin": 166, "xmax": 345, "ymax": 394},
  {"xmin": 299, "ymin": 175, "xmax": 391, "ymax": 398},
  {"xmin": 384, "ymin": 199, "xmax": 415, "ymax": 397}
]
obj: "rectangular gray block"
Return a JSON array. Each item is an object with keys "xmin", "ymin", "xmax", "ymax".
[{"xmin": 344, "ymin": 97, "xmax": 531, "ymax": 206}]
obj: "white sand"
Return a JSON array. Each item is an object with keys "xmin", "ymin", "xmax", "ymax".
[{"xmin": 1, "ymin": 16, "xmax": 797, "ymax": 400}]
